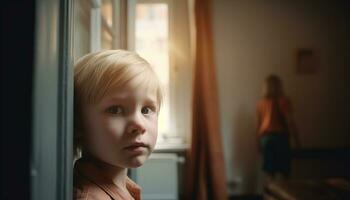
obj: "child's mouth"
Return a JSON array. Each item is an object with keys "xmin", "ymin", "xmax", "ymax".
[{"xmin": 124, "ymin": 142, "xmax": 148, "ymax": 154}]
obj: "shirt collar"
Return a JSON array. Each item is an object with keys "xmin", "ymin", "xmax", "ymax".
[{"xmin": 74, "ymin": 158, "xmax": 141, "ymax": 200}]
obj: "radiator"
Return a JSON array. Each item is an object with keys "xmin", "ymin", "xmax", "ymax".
[{"xmin": 130, "ymin": 153, "xmax": 179, "ymax": 200}]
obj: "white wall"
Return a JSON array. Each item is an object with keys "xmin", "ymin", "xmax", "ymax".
[{"xmin": 212, "ymin": 0, "xmax": 350, "ymax": 194}]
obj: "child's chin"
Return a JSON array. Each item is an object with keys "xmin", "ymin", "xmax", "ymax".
[{"xmin": 127, "ymin": 156, "xmax": 147, "ymax": 168}]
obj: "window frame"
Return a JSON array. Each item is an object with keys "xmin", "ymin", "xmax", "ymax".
[{"xmin": 31, "ymin": 0, "xmax": 74, "ymax": 199}]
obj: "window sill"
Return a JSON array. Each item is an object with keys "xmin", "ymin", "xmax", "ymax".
[{"xmin": 154, "ymin": 141, "xmax": 188, "ymax": 153}]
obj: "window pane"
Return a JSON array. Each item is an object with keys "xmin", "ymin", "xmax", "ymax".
[
  {"xmin": 102, "ymin": 27, "xmax": 113, "ymax": 49},
  {"xmin": 101, "ymin": 0, "xmax": 113, "ymax": 50},
  {"xmin": 101, "ymin": 0, "xmax": 113, "ymax": 27},
  {"xmin": 74, "ymin": 0, "xmax": 91, "ymax": 61},
  {"xmin": 135, "ymin": 3, "xmax": 170, "ymax": 140}
]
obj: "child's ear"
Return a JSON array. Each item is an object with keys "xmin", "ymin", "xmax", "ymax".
[{"xmin": 74, "ymin": 128, "xmax": 86, "ymax": 155}]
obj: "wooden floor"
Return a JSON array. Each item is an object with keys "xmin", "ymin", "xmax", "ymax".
[{"xmin": 229, "ymin": 195, "xmax": 262, "ymax": 200}]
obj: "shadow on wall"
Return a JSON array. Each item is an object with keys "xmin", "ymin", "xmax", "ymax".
[{"xmin": 231, "ymin": 105, "xmax": 261, "ymax": 194}]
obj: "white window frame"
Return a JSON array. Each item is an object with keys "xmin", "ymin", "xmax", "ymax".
[{"xmin": 90, "ymin": 0, "xmax": 122, "ymax": 51}]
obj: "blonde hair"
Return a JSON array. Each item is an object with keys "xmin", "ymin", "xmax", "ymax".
[{"xmin": 74, "ymin": 49, "xmax": 162, "ymax": 156}]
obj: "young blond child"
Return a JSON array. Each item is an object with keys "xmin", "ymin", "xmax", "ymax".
[{"xmin": 73, "ymin": 50, "xmax": 162, "ymax": 200}]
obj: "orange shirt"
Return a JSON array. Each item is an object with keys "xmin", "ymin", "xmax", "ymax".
[
  {"xmin": 74, "ymin": 158, "xmax": 141, "ymax": 200},
  {"xmin": 257, "ymin": 96, "xmax": 292, "ymax": 136}
]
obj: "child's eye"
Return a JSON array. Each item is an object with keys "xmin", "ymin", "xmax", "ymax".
[
  {"xmin": 106, "ymin": 105, "xmax": 123, "ymax": 115},
  {"xmin": 141, "ymin": 106, "xmax": 155, "ymax": 115}
]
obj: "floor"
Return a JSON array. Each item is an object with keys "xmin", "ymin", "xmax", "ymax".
[{"xmin": 229, "ymin": 195, "xmax": 263, "ymax": 200}]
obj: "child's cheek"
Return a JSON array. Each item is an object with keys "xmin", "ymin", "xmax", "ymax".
[
  {"xmin": 148, "ymin": 116, "xmax": 158, "ymax": 149},
  {"xmin": 106, "ymin": 118, "xmax": 127, "ymax": 139}
]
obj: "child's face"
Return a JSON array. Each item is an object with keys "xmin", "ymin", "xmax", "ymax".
[{"xmin": 81, "ymin": 80, "xmax": 158, "ymax": 168}]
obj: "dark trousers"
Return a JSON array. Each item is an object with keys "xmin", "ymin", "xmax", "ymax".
[{"xmin": 260, "ymin": 132, "xmax": 291, "ymax": 176}]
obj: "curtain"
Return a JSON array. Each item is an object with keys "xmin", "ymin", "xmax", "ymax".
[{"xmin": 185, "ymin": 0, "xmax": 228, "ymax": 199}]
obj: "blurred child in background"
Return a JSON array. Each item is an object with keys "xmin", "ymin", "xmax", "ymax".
[{"xmin": 257, "ymin": 74, "xmax": 301, "ymax": 180}]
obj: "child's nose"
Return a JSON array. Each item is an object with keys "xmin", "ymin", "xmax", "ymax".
[{"xmin": 127, "ymin": 114, "xmax": 146, "ymax": 134}]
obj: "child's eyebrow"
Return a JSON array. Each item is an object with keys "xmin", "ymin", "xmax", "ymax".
[
  {"xmin": 101, "ymin": 96, "xmax": 128, "ymax": 105},
  {"xmin": 144, "ymin": 98, "xmax": 157, "ymax": 105},
  {"xmin": 106, "ymin": 96, "xmax": 128, "ymax": 101},
  {"xmin": 102, "ymin": 95, "xmax": 157, "ymax": 105}
]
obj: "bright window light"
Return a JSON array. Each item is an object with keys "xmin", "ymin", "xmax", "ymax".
[{"xmin": 135, "ymin": 3, "xmax": 170, "ymax": 141}]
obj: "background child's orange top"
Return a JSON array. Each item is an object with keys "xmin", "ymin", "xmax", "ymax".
[{"xmin": 257, "ymin": 96, "xmax": 292, "ymax": 136}]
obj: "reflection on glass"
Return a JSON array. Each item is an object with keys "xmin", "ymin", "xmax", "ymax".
[
  {"xmin": 74, "ymin": 0, "xmax": 91, "ymax": 61},
  {"xmin": 101, "ymin": 0, "xmax": 113, "ymax": 49},
  {"xmin": 102, "ymin": 26, "xmax": 113, "ymax": 49},
  {"xmin": 101, "ymin": 0, "xmax": 113, "ymax": 27}
]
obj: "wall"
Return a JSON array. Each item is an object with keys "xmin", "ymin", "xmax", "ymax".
[{"xmin": 212, "ymin": 0, "xmax": 350, "ymax": 194}]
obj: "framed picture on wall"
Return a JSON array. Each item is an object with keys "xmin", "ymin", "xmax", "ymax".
[{"xmin": 296, "ymin": 48, "xmax": 317, "ymax": 74}]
